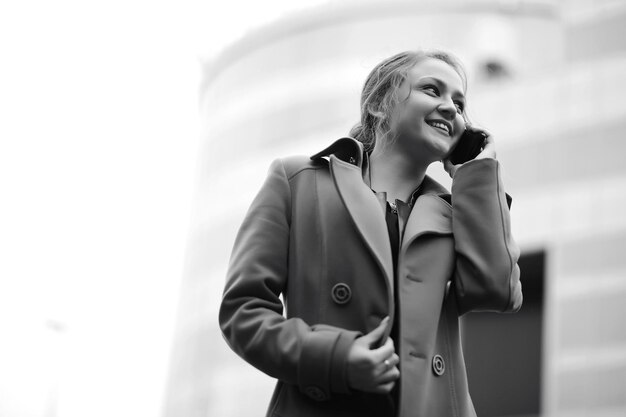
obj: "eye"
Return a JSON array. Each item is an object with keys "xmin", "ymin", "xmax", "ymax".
[
  {"xmin": 422, "ymin": 84, "xmax": 439, "ymax": 95},
  {"xmin": 454, "ymin": 101, "xmax": 465, "ymax": 114}
]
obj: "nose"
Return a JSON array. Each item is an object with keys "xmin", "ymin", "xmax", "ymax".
[{"xmin": 437, "ymin": 97, "xmax": 457, "ymax": 120}]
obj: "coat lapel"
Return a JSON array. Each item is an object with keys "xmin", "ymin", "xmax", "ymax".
[
  {"xmin": 329, "ymin": 155, "xmax": 394, "ymax": 294},
  {"xmin": 402, "ymin": 177, "xmax": 453, "ymax": 249}
]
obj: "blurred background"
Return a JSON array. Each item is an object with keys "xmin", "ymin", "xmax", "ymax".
[{"xmin": 1, "ymin": 0, "xmax": 625, "ymax": 416}]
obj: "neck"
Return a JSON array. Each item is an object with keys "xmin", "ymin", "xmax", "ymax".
[{"xmin": 369, "ymin": 143, "xmax": 428, "ymax": 203}]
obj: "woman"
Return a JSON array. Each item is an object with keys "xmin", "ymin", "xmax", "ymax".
[{"xmin": 219, "ymin": 50, "xmax": 523, "ymax": 417}]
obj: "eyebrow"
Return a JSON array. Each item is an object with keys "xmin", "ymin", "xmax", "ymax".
[{"xmin": 416, "ymin": 76, "xmax": 465, "ymax": 100}]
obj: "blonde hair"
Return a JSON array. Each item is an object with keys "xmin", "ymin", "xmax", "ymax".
[{"xmin": 349, "ymin": 50, "xmax": 467, "ymax": 153}]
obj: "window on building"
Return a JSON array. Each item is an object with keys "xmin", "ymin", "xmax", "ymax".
[{"xmin": 462, "ymin": 250, "xmax": 545, "ymax": 417}]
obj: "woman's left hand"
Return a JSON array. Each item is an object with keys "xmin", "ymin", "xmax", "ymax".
[{"xmin": 443, "ymin": 127, "xmax": 496, "ymax": 178}]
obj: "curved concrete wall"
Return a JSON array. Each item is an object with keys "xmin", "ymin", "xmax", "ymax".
[{"xmin": 199, "ymin": 0, "xmax": 563, "ymax": 169}]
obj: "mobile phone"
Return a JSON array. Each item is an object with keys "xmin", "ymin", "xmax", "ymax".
[{"xmin": 448, "ymin": 129, "xmax": 486, "ymax": 165}]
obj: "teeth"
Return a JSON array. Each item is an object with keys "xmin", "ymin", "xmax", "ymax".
[{"xmin": 427, "ymin": 121, "xmax": 450, "ymax": 135}]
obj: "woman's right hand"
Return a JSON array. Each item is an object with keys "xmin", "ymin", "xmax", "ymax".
[{"xmin": 346, "ymin": 317, "xmax": 400, "ymax": 394}]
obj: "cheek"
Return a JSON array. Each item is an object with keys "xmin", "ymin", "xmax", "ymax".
[
  {"xmin": 391, "ymin": 104, "xmax": 418, "ymax": 132},
  {"xmin": 452, "ymin": 117, "xmax": 465, "ymax": 142},
  {"xmin": 399, "ymin": 101, "xmax": 429, "ymax": 127}
]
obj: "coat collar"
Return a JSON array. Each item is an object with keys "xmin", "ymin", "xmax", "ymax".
[
  {"xmin": 310, "ymin": 137, "xmax": 449, "ymax": 194},
  {"xmin": 310, "ymin": 136, "xmax": 364, "ymax": 169},
  {"xmin": 310, "ymin": 137, "xmax": 453, "ymax": 292}
]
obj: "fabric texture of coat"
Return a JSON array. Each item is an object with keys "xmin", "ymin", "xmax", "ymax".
[{"xmin": 219, "ymin": 137, "xmax": 523, "ymax": 417}]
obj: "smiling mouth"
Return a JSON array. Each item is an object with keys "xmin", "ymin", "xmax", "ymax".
[{"xmin": 426, "ymin": 120, "xmax": 451, "ymax": 136}]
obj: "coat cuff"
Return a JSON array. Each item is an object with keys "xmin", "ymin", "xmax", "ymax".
[
  {"xmin": 297, "ymin": 328, "xmax": 361, "ymax": 400},
  {"xmin": 329, "ymin": 330, "xmax": 361, "ymax": 394}
]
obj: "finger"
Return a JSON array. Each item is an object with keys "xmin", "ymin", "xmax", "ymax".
[
  {"xmin": 373, "ymin": 381, "xmax": 396, "ymax": 394},
  {"xmin": 387, "ymin": 353, "xmax": 400, "ymax": 367},
  {"xmin": 375, "ymin": 357, "xmax": 391, "ymax": 375},
  {"xmin": 443, "ymin": 159, "xmax": 457, "ymax": 178},
  {"xmin": 375, "ymin": 348, "xmax": 400, "ymax": 369},
  {"xmin": 474, "ymin": 129, "xmax": 493, "ymax": 151},
  {"xmin": 371, "ymin": 337, "xmax": 395, "ymax": 363},
  {"xmin": 375, "ymin": 353, "xmax": 400, "ymax": 377},
  {"xmin": 476, "ymin": 134, "xmax": 496, "ymax": 159},
  {"xmin": 481, "ymin": 132, "xmax": 494, "ymax": 146},
  {"xmin": 465, "ymin": 124, "xmax": 490, "ymax": 136},
  {"xmin": 378, "ymin": 366, "xmax": 400, "ymax": 383},
  {"xmin": 361, "ymin": 316, "xmax": 389, "ymax": 346}
]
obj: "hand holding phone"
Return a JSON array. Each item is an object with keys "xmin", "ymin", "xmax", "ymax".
[{"xmin": 448, "ymin": 128, "xmax": 487, "ymax": 165}]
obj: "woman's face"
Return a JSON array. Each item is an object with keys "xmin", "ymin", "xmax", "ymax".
[{"xmin": 389, "ymin": 58, "xmax": 466, "ymax": 162}]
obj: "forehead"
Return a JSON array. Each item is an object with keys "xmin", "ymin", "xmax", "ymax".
[{"xmin": 407, "ymin": 58, "xmax": 465, "ymax": 94}]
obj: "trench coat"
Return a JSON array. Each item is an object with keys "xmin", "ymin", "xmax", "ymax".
[{"xmin": 219, "ymin": 136, "xmax": 523, "ymax": 417}]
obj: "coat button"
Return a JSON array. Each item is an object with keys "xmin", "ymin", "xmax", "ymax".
[
  {"xmin": 304, "ymin": 385, "xmax": 327, "ymax": 401},
  {"xmin": 331, "ymin": 283, "xmax": 352, "ymax": 305},
  {"xmin": 432, "ymin": 354, "xmax": 445, "ymax": 376}
]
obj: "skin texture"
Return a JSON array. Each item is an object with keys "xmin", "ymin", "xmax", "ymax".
[
  {"xmin": 347, "ymin": 58, "xmax": 497, "ymax": 394},
  {"xmin": 392, "ymin": 58, "xmax": 467, "ymax": 164}
]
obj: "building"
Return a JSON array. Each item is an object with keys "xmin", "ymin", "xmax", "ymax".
[{"xmin": 163, "ymin": 1, "xmax": 626, "ymax": 416}]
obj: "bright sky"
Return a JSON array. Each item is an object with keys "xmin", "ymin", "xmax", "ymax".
[{"xmin": 0, "ymin": 1, "xmax": 327, "ymax": 416}]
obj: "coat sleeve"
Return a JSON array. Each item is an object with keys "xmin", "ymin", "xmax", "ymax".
[
  {"xmin": 218, "ymin": 158, "xmax": 361, "ymax": 401},
  {"xmin": 450, "ymin": 158, "xmax": 523, "ymax": 315}
]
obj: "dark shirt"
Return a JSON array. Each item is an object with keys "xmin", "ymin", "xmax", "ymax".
[{"xmin": 372, "ymin": 185, "xmax": 422, "ymax": 414}]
